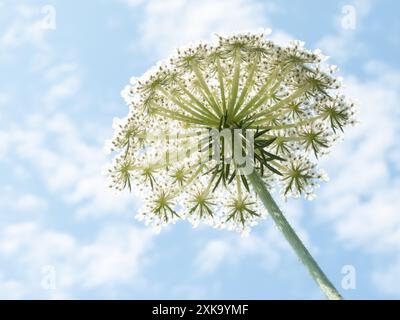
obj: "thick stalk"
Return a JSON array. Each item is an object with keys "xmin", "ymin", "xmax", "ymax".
[{"xmin": 248, "ymin": 170, "xmax": 343, "ymax": 300}]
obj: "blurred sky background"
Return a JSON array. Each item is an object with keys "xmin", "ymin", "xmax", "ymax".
[{"xmin": 0, "ymin": 0, "xmax": 399, "ymax": 299}]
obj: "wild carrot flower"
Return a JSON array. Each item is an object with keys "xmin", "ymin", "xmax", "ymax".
[{"xmin": 106, "ymin": 31, "xmax": 356, "ymax": 299}]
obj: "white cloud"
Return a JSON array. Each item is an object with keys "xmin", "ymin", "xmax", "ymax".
[
  {"xmin": 124, "ymin": 0, "xmax": 272, "ymax": 56},
  {"xmin": 194, "ymin": 201, "xmax": 314, "ymax": 275},
  {"xmin": 317, "ymin": 33, "xmax": 365, "ymax": 64},
  {"xmin": 0, "ymin": 4, "xmax": 49, "ymax": 50},
  {"xmin": 302, "ymin": 60, "xmax": 400, "ymax": 295},
  {"xmin": 44, "ymin": 75, "xmax": 81, "ymax": 107},
  {"xmin": 0, "ymin": 112, "xmax": 137, "ymax": 219},
  {"xmin": 372, "ymin": 257, "xmax": 400, "ymax": 297},
  {"xmin": 316, "ymin": 0, "xmax": 373, "ymax": 63},
  {"xmin": 44, "ymin": 63, "xmax": 77, "ymax": 81},
  {"xmin": 75, "ymin": 225, "xmax": 153, "ymax": 288},
  {"xmin": 120, "ymin": 0, "xmax": 144, "ymax": 6},
  {"xmin": 169, "ymin": 284, "xmax": 214, "ymax": 299},
  {"xmin": 0, "ymin": 3, "xmax": 54, "ymax": 69},
  {"xmin": 352, "ymin": 0, "xmax": 374, "ymax": 16},
  {"xmin": 314, "ymin": 63, "xmax": 400, "ymax": 253},
  {"xmin": 14, "ymin": 194, "xmax": 48, "ymax": 212},
  {"xmin": 0, "ymin": 275, "xmax": 27, "ymax": 299},
  {"xmin": 0, "ymin": 131, "xmax": 9, "ymax": 158},
  {"xmin": 0, "ymin": 187, "xmax": 48, "ymax": 215},
  {"xmin": 268, "ymin": 30, "xmax": 294, "ymax": 46},
  {"xmin": 38, "ymin": 63, "xmax": 83, "ymax": 109},
  {"xmin": 0, "ymin": 91, "xmax": 10, "ymax": 108},
  {"xmin": 0, "ymin": 222, "xmax": 154, "ymax": 298},
  {"xmin": 195, "ymin": 240, "xmax": 232, "ymax": 274}
]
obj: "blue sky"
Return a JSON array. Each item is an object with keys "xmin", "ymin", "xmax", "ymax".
[{"xmin": 0, "ymin": 0, "xmax": 399, "ymax": 299}]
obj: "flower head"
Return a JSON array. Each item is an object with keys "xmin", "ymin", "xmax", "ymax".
[{"xmin": 106, "ymin": 31, "xmax": 356, "ymax": 233}]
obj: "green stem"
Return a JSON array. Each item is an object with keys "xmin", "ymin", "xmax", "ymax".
[
  {"xmin": 233, "ymin": 58, "xmax": 258, "ymax": 116},
  {"xmin": 234, "ymin": 72, "xmax": 275, "ymax": 121},
  {"xmin": 176, "ymin": 80, "xmax": 219, "ymax": 120},
  {"xmin": 227, "ymin": 49, "xmax": 241, "ymax": 122},
  {"xmin": 252, "ymin": 85, "xmax": 310, "ymax": 121},
  {"xmin": 251, "ymin": 114, "xmax": 324, "ymax": 130},
  {"xmin": 158, "ymin": 88, "xmax": 216, "ymax": 124},
  {"xmin": 152, "ymin": 106, "xmax": 211, "ymax": 126},
  {"xmin": 191, "ymin": 64, "xmax": 222, "ymax": 117},
  {"xmin": 216, "ymin": 58, "xmax": 227, "ymax": 113},
  {"xmin": 248, "ymin": 170, "xmax": 343, "ymax": 300}
]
